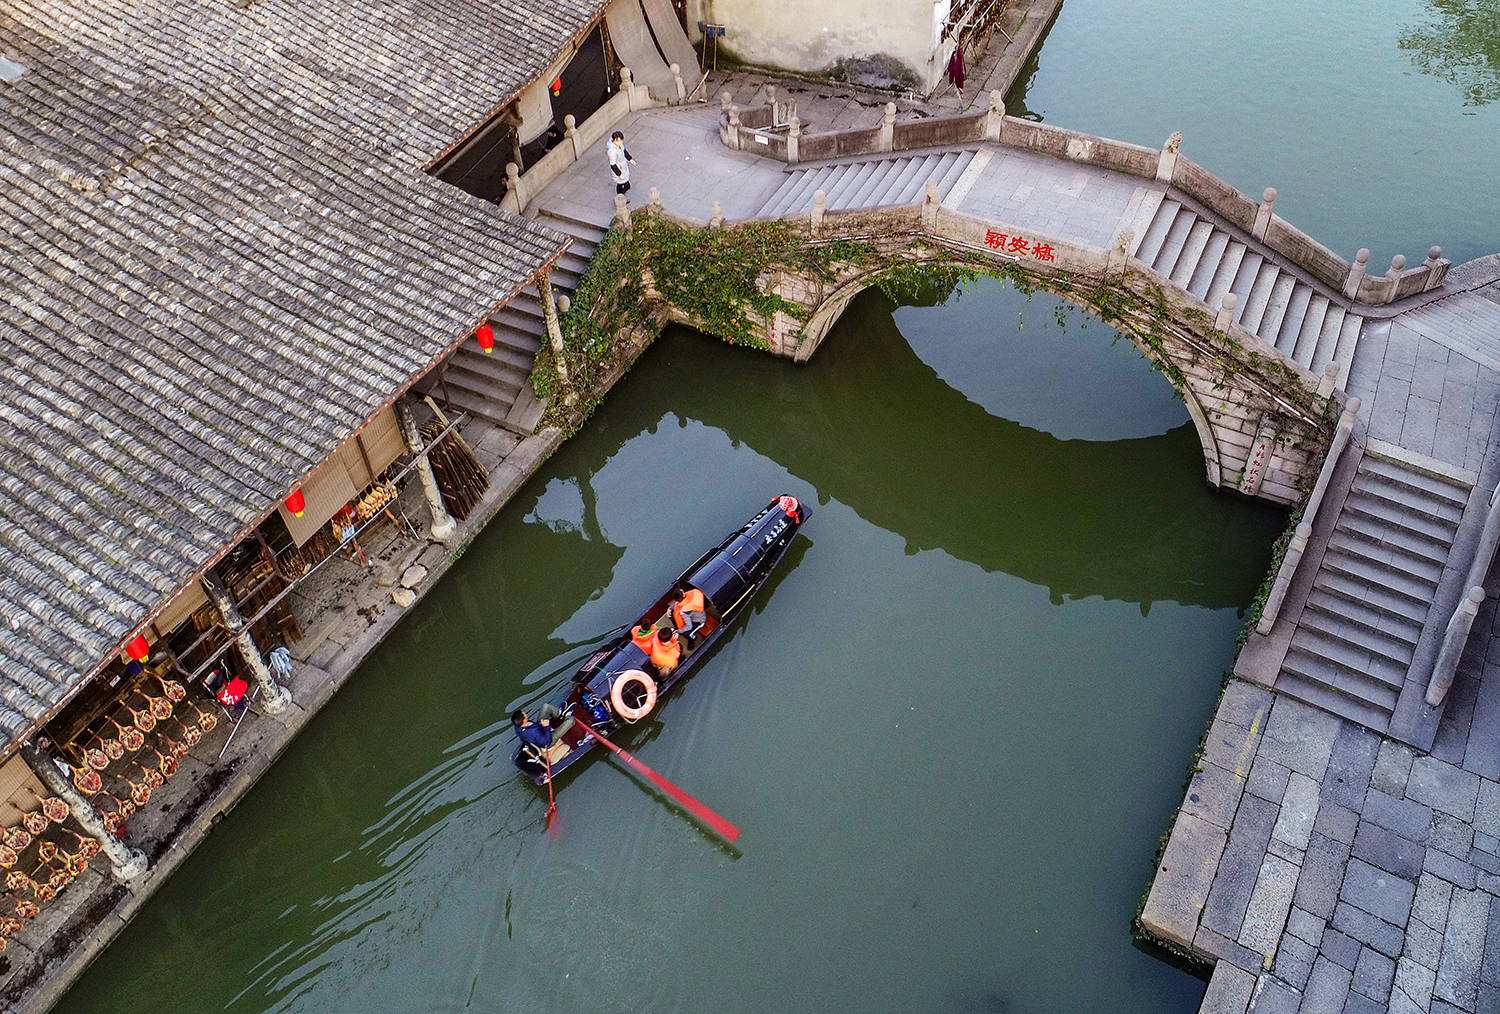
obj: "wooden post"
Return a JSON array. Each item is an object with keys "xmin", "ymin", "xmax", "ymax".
[
  {"xmin": 201, "ymin": 565, "xmax": 292, "ymax": 715},
  {"xmin": 539, "ymin": 272, "xmax": 569, "ymax": 387},
  {"xmin": 396, "ymin": 400, "xmax": 457, "ymax": 543},
  {"xmin": 22, "ymin": 741, "xmax": 148, "ymax": 881}
]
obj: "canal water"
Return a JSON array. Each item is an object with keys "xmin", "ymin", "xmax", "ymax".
[
  {"xmin": 63, "ymin": 278, "xmax": 1286, "ymax": 1013},
  {"xmin": 1011, "ymin": 0, "xmax": 1500, "ymax": 267}
]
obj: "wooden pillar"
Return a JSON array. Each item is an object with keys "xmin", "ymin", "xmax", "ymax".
[
  {"xmin": 201, "ymin": 565, "xmax": 292, "ymax": 715},
  {"xmin": 396, "ymin": 400, "xmax": 457, "ymax": 542},
  {"xmin": 538, "ymin": 272, "xmax": 570, "ymax": 387},
  {"xmin": 22, "ymin": 741, "xmax": 147, "ymax": 882}
]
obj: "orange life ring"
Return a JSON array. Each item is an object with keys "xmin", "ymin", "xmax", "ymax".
[{"xmin": 610, "ymin": 669, "xmax": 658, "ymax": 723}]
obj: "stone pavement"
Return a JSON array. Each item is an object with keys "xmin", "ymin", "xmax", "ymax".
[{"xmin": 1156, "ymin": 662, "xmax": 1500, "ymax": 1014}]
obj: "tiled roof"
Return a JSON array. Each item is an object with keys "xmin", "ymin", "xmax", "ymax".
[{"xmin": 0, "ymin": 0, "xmax": 607, "ymax": 749}]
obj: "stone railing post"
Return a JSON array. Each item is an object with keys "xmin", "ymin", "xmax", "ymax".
[
  {"xmin": 621, "ymin": 67, "xmax": 639, "ymax": 110},
  {"xmin": 1424, "ymin": 246, "xmax": 1449, "ymax": 291},
  {"xmin": 1215, "ymin": 293, "xmax": 1237, "ymax": 330},
  {"xmin": 1108, "ymin": 229, "xmax": 1133, "ymax": 275},
  {"xmin": 1155, "ymin": 131, "xmax": 1182, "ymax": 182},
  {"xmin": 811, "ymin": 190, "xmax": 827, "ymax": 231},
  {"xmin": 922, "ymin": 179, "xmax": 940, "ymax": 228},
  {"xmin": 1344, "ymin": 247, "xmax": 1370, "ymax": 300},
  {"xmin": 1316, "ymin": 361, "xmax": 1338, "ymax": 399},
  {"xmin": 564, "ymin": 114, "xmax": 581, "ymax": 159},
  {"xmin": 786, "ymin": 115, "xmax": 801, "ymax": 164},
  {"xmin": 670, "ymin": 63, "xmax": 686, "ymax": 102},
  {"xmin": 879, "ymin": 102, "xmax": 896, "ymax": 153},
  {"xmin": 649, "ymin": 186, "xmax": 663, "ymax": 211},
  {"xmin": 1383, "ymin": 255, "xmax": 1408, "ymax": 304},
  {"xmin": 720, "ymin": 90, "xmax": 732, "ymax": 114},
  {"xmin": 709, "ymin": 199, "xmax": 724, "ymax": 228},
  {"xmin": 766, "ymin": 84, "xmax": 779, "ymax": 123},
  {"xmin": 539, "ymin": 272, "xmax": 569, "ymax": 387},
  {"xmin": 726, "ymin": 105, "xmax": 742, "ymax": 150},
  {"xmin": 21, "ymin": 741, "xmax": 148, "ymax": 882},
  {"xmin": 1255, "ymin": 523, "xmax": 1311, "ymax": 635},
  {"xmin": 984, "ymin": 90, "xmax": 1005, "ymax": 142},
  {"xmin": 1427, "ymin": 587, "xmax": 1487, "ymax": 706},
  {"xmin": 614, "ymin": 193, "xmax": 631, "ymax": 229},
  {"xmin": 505, "ymin": 162, "xmax": 524, "ymax": 210},
  {"xmin": 201, "ymin": 565, "xmax": 294, "ymax": 714},
  {"xmin": 1252, "ymin": 187, "xmax": 1276, "ymax": 241}
]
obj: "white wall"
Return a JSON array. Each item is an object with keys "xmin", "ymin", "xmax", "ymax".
[{"xmin": 687, "ymin": 0, "xmax": 940, "ymax": 91}]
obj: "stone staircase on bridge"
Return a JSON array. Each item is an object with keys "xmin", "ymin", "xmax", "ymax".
[
  {"xmin": 418, "ymin": 212, "xmax": 607, "ymax": 433},
  {"xmin": 1129, "ymin": 194, "xmax": 1365, "ymax": 386},
  {"xmin": 755, "ymin": 149, "xmax": 982, "ymax": 218},
  {"xmin": 1275, "ymin": 448, "xmax": 1469, "ymax": 732}
]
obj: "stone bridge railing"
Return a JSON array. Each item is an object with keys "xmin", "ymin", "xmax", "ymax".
[
  {"xmin": 720, "ymin": 91, "xmax": 1452, "ymax": 308},
  {"xmin": 616, "ymin": 186, "xmax": 1340, "ymax": 506}
]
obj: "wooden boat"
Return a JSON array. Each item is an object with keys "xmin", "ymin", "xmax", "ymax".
[{"xmin": 513, "ymin": 494, "xmax": 810, "ymax": 785}]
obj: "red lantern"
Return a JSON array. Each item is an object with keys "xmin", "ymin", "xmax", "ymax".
[
  {"xmin": 475, "ymin": 323, "xmax": 495, "ymax": 355},
  {"xmin": 126, "ymin": 635, "xmax": 150, "ymax": 664},
  {"xmin": 550, "ymin": 76, "xmax": 562, "ymax": 96},
  {"xmin": 283, "ymin": 488, "xmax": 306, "ymax": 517}
]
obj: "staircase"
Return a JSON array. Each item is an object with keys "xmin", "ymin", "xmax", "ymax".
[
  {"xmin": 1276, "ymin": 450, "xmax": 1470, "ymax": 732},
  {"xmin": 419, "ymin": 211, "xmax": 608, "ymax": 433},
  {"xmin": 1129, "ymin": 194, "xmax": 1365, "ymax": 386},
  {"xmin": 756, "ymin": 150, "xmax": 981, "ymax": 218}
]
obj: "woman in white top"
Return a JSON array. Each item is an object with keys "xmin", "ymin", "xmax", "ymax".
[{"xmin": 607, "ymin": 130, "xmax": 636, "ymax": 197}]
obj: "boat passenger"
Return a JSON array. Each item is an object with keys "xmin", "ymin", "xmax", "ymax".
[
  {"xmin": 650, "ymin": 626, "xmax": 682, "ymax": 674},
  {"xmin": 513, "ymin": 706, "xmax": 575, "ymax": 755},
  {"xmin": 672, "ymin": 587, "xmax": 708, "ymax": 643},
  {"xmin": 631, "ymin": 623, "xmax": 657, "ymax": 654}
]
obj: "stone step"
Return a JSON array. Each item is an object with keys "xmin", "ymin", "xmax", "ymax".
[
  {"xmin": 1360, "ymin": 455, "xmax": 1471, "ymax": 513},
  {"xmin": 1294, "ymin": 606, "xmax": 1416, "ymax": 672},
  {"xmin": 1318, "ymin": 547, "xmax": 1436, "ymax": 607},
  {"xmin": 1351, "ymin": 474, "xmax": 1465, "ymax": 533},
  {"xmin": 1255, "ymin": 272, "xmax": 1299, "ymax": 347},
  {"xmin": 1334, "ymin": 313, "xmax": 1363, "ymax": 389},
  {"xmin": 827, "ymin": 162, "xmax": 879, "ymax": 209},
  {"xmin": 426, "ymin": 374, "xmax": 518, "ymax": 426},
  {"xmin": 1284, "ymin": 635, "xmax": 1406, "ymax": 698},
  {"xmin": 443, "ymin": 364, "xmax": 526, "ymax": 406},
  {"xmin": 1339, "ymin": 490, "xmax": 1460, "ymax": 552},
  {"xmin": 932, "ymin": 150, "xmax": 974, "ymax": 200},
  {"xmin": 491, "ymin": 307, "xmax": 546, "ymax": 345},
  {"xmin": 1204, "ymin": 240, "xmax": 1247, "ymax": 310},
  {"xmin": 1336, "ymin": 507, "xmax": 1453, "ymax": 567},
  {"xmin": 761, "ymin": 170, "xmax": 814, "ymax": 218},
  {"xmin": 785, "ymin": 165, "xmax": 838, "ymax": 214},
  {"xmin": 1273, "ymin": 283, "xmax": 1313, "ymax": 357},
  {"xmin": 1312, "ymin": 568, "xmax": 1430, "ymax": 625},
  {"xmin": 554, "ymin": 250, "xmax": 593, "ymax": 281},
  {"xmin": 1239, "ymin": 263, "xmax": 1281, "ymax": 334},
  {"xmin": 1326, "ymin": 529, "xmax": 1443, "ymax": 585},
  {"xmin": 872, "ymin": 156, "xmax": 924, "ymax": 207},
  {"xmin": 1292, "ymin": 294, "xmax": 1330, "ymax": 370},
  {"xmin": 1274, "ymin": 669, "xmax": 1393, "ymax": 733},
  {"xmin": 1168, "ymin": 219, "xmax": 1215, "ymax": 287},
  {"xmin": 1303, "ymin": 586, "xmax": 1423, "ymax": 646},
  {"xmin": 1126, "ymin": 189, "xmax": 1166, "ymax": 257},
  {"xmin": 852, "ymin": 158, "xmax": 899, "ymax": 207},
  {"xmin": 1152, "ymin": 207, "xmax": 1198, "ymax": 276},
  {"xmin": 1310, "ymin": 304, "xmax": 1347, "ymax": 378},
  {"xmin": 536, "ymin": 211, "xmax": 609, "ymax": 243},
  {"xmin": 1228, "ymin": 252, "xmax": 1265, "ymax": 323},
  {"xmin": 1135, "ymin": 199, "xmax": 1182, "ymax": 267},
  {"xmin": 1186, "ymin": 230, "xmax": 1231, "ymax": 299},
  {"xmin": 450, "ymin": 339, "xmax": 534, "ymax": 379}
]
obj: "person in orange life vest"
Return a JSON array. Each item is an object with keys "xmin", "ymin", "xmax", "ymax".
[
  {"xmin": 631, "ymin": 623, "xmax": 656, "ymax": 654},
  {"xmin": 672, "ymin": 587, "xmax": 707, "ymax": 643},
  {"xmin": 650, "ymin": 626, "xmax": 682, "ymax": 674}
]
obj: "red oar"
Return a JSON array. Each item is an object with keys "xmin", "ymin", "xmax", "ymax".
[
  {"xmin": 541, "ymin": 751, "xmax": 559, "ymax": 836},
  {"xmin": 575, "ymin": 717, "xmax": 741, "ymax": 843}
]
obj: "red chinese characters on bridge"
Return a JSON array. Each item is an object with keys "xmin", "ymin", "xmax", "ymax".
[{"xmin": 983, "ymin": 228, "xmax": 1055, "ymax": 263}]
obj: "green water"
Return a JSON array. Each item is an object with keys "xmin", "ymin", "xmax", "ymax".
[
  {"xmin": 62, "ymin": 279, "xmax": 1286, "ymax": 1013},
  {"xmin": 1010, "ymin": 0, "xmax": 1500, "ymax": 267}
]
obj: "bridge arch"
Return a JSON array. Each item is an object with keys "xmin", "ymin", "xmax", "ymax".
[{"xmin": 762, "ymin": 253, "xmax": 1319, "ymax": 502}]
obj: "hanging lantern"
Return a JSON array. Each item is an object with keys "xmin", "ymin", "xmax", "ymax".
[
  {"xmin": 550, "ymin": 75, "xmax": 562, "ymax": 96},
  {"xmin": 126, "ymin": 635, "xmax": 150, "ymax": 664},
  {"xmin": 283, "ymin": 488, "xmax": 306, "ymax": 517},
  {"xmin": 475, "ymin": 322, "xmax": 495, "ymax": 355}
]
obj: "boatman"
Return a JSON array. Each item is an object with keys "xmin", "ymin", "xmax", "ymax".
[
  {"xmin": 513, "ymin": 706, "xmax": 574, "ymax": 755},
  {"xmin": 650, "ymin": 626, "xmax": 682, "ymax": 675},
  {"xmin": 672, "ymin": 587, "xmax": 708, "ymax": 644}
]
